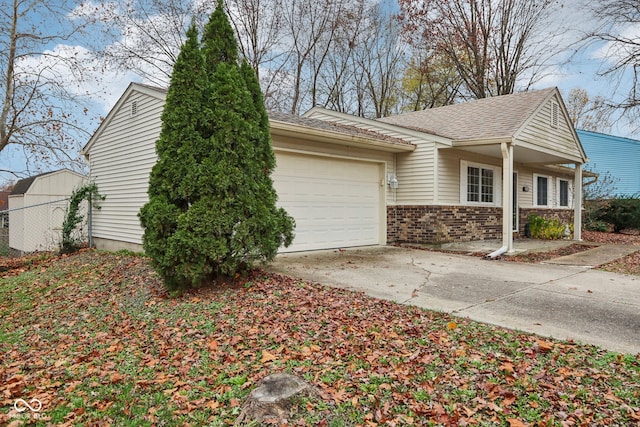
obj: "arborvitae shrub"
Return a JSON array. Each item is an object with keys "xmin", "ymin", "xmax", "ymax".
[{"xmin": 139, "ymin": 5, "xmax": 294, "ymax": 292}]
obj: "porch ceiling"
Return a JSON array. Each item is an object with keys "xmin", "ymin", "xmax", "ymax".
[{"xmin": 447, "ymin": 142, "xmax": 581, "ymax": 165}]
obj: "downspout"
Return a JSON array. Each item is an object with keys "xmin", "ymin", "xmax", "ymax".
[
  {"xmin": 573, "ymin": 163, "xmax": 583, "ymax": 241},
  {"xmin": 486, "ymin": 141, "xmax": 513, "ymax": 259}
]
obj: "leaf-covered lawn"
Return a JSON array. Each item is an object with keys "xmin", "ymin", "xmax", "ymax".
[
  {"xmin": 1, "ymin": 251, "xmax": 639, "ymax": 426},
  {"xmin": 584, "ymin": 230, "xmax": 640, "ymax": 275}
]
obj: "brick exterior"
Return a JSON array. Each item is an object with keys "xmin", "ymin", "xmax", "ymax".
[{"xmin": 387, "ymin": 205, "xmax": 574, "ymax": 244}]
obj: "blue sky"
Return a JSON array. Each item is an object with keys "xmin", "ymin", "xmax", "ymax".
[{"xmin": 0, "ymin": 0, "xmax": 637, "ymax": 185}]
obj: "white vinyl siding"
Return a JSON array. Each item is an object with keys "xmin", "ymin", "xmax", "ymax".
[
  {"xmin": 517, "ymin": 95, "xmax": 582, "ymax": 159},
  {"xmin": 87, "ymin": 86, "xmax": 396, "ymax": 251},
  {"xmin": 89, "ymin": 90, "xmax": 165, "ymax": 245},
  {"xmin": 436, "ymin": 150, "xmax": 502, "ymax": 205},
  {"xmin": 303, "ymin": 109, "xmax": 436, "ymax": 204}
]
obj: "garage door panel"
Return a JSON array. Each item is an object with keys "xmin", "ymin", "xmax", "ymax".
[{"xmin": 273, "ymin": 152, "xmax": 382, "ymax": 252}]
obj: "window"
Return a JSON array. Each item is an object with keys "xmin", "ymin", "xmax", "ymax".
[
  {"xmin": 558, "ymin": 178, "xmax": 570, "ymax": 207},
  {"xmin": 467, "ymin": 166, "xmax": 494, "ymax": 203},
  {"xmin": 534, "ymin": 174, "xmax": 550, "ymax": 206},
  {"xmin": 461, "ymin": 161, "xmax": 500, "ymax": 205}
]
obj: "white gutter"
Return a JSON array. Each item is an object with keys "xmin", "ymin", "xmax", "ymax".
[
  {"xmin": 486, "ymin": 141, "xmax": 514, "ymax": 259},
  {"xmin": 486, "ymin": 246, "xmax": 508, "ymax": 259}
]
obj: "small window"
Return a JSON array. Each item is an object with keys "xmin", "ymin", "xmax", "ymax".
[
  {"xmin": 462, "ymin": 161, "xmax": 499, "ymax": 205},
  {"xmin": 558, "ymin": 178, "xmax": 570, "ymax": 207},
  {"xmin": 550, "ymin": 101, "xmax": 559, "ymax": 129},
  {"xmin": 534, "ymin": 174, "xmax": 550, "ymax": 206},
  {"xmin": 131, "ymin": 100, "xmax": 138, "ymax": 117}
]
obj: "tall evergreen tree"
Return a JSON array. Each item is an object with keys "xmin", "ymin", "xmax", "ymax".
[{"xmin": 140, "ymin": 4, "xmax": 294, "ymax": 291}]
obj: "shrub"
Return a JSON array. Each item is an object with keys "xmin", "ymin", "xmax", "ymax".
[
  {"xmin": 584, "ymin": 219, "xmax": 610, "ymax": 232},
  {"xmin": 139, "ymin": 4, "xmax": 294, "ymax": 291},
  {"xmin": 528, "ymin": 214, "xmax": 569, "ymax": 240},
  {"xmin": 583, "ymin": 199, "xmax": 609, "ymax": 232},
  {"xmin": 596, "ymin": 195, "xmax": 640, "ymax": 233}
]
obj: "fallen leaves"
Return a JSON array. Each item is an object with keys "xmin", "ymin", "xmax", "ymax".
[
  {"xmin": 535, "ymin": 340, "xmax": 554, "ymax": 353},
  {"xmin": 583, "ymin": 230, "xmax": 640, "ymax": 246},
  {"xmin": 507, "ymin": 418, "xmax": 528, "ymax": 427},
  {"xmin": 260, "ymin": 350, "xmax": 277, "ymax": 364},
  {"xmin": 0, "ymin": 250, "xmax": 639, "ymax": 426}
]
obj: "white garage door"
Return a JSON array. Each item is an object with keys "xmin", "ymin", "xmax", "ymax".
[{"xmin": 273, "ymin": 152, "xmax": 382, "ymax": 252}]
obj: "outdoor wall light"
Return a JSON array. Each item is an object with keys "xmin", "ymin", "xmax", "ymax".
[
  {"xmin": 522, "ymin": 185, "xmax": 530, "ymax": 192},
  {"xmin": 387, "ymin": 173, "xmax": 399, "ymax": 189}
]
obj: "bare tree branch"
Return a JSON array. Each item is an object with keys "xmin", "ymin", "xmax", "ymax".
[
  {"xmin": 586, "ymin": 0, "xmax": 640, "ymax": 126},
  {"xmin": 398, "ymin": 0, "xmax": 558, "ymax": 99},
  {"xmin": 0, "ymin": 0, "xmax": 95, "ymax": 178}
]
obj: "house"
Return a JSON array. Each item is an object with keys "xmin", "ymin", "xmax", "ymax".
[
  {"xmin": 8, "ymin": 169, "xmax": 87, "ymax": 253},
  {"xmin": 82, "ymin": 83, "xmax": 586, "ymax": 254},
  {"xmin": 576, "ymin": 129, "xmax": 640, "ymax": 197}
]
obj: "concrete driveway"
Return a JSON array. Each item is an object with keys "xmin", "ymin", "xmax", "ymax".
[{"xmin": 268, "ymin": 246, "xmax": 640, "ymax": 354}]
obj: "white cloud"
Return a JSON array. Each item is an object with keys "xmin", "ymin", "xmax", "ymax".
[
  {"xmin": 590, "ymin": 24, "xmax": 640, "ymax": 65},
  {"xmin": 16, "ymin": 43, "xmax": 136, "ymax": 115}
]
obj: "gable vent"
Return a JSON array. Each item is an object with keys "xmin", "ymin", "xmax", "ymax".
[
  {"xmin": 550, "ymin": 101, "xmax": 559, "ymax": 129},
  {"xmin": 131, "ymin": 100, "xmax": 138, "ymax": 117}
]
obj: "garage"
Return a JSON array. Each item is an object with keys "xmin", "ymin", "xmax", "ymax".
[{"xmin": 273, "ymin": 151, "xmax": 384, "ymax": 252}]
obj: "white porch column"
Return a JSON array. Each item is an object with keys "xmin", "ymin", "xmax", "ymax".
[
  {"xmin": 574, "ymin": 163, "xmax": 583, "ymax": 241},
  {"xmin": 501, "ymin": 142, "xmax": 514, "ymax": 252}
]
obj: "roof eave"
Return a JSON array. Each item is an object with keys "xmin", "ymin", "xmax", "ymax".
[
  {"xmin": 270, "ymin": 120, "xmax": 416, "ymax": 153},
  {"xmin": 452, "ymin": 136, "xmax": 513, "ymax": 146},
  {"xmin": 305, "ymin": 107, "xmax": 450, "ymax": 144}
]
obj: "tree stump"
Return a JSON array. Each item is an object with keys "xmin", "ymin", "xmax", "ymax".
[{"xmin": 234, "ymin": 373, "xmax": 321, "ymax": 425}]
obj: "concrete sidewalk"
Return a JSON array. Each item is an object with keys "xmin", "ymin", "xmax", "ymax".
[{"xmin": 267, "ymin": 246, "xmax": 640, "ymax": 354}]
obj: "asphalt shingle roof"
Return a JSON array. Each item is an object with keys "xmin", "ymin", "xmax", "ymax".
[
  {"xmin": 10, "ymin": 171, "xmax": 59, "ymax": 195},
  {"xmin": 377, "ymin": 88, "xmax": 556, "ymax": 141},
  {"xmin": 268, "ymin": 111, "xmax": 413, "ymax": 147}
]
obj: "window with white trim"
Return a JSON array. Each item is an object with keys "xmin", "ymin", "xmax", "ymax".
[
  {"xmin": 557, "ymin": 178, "xmax": 571, "ymax": 208},
  {"xmin": 461, "ymin": 161, "xmax": 500, "ymax": 205},
  {"xmin": 534, "ymin": 174, "xmax": 551, "ymax": 207}
]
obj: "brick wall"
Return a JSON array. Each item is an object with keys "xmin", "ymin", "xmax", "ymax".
[
  {"xmin": 387, "ymin": 205, "xmax": 574, "ymax": 244},
  {"xmin": 387, "ymin": 205, "xmax": 503, "ymax": 244}
]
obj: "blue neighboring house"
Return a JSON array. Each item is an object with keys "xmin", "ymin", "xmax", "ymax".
[{"xmin": 577, "ymin": 129, "xmax": 640, "ymax": 197}]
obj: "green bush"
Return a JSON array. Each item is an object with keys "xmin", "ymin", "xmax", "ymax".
[
  {"xmin": 596, "ymin": 195, "xmax": 640, "ymax": 233},
  {"xmin": 528, "ymin": 214, "xmax": 569, "ymax": 240},
  {"xmin": 583, "ymin": 199, "xmax": 609, "ymax": 232},
  {"xmin": 584, "ymin": 219, "xmax": 609, "ymax": 232}
]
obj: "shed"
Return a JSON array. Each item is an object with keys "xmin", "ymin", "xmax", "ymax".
[{"xmin": 9, "ymin": 169, "xmax": 87, "ymax": 253}]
